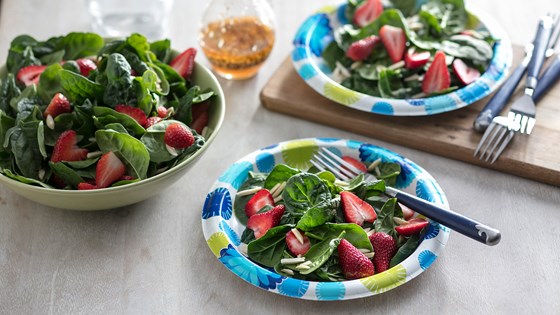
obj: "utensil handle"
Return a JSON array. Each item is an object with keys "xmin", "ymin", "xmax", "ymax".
[
  {"xmin": 526, "ymin": 17, "xmax": 554, "ymax": 89},
  {"xmin": 473, "ymin": 59, "xmax": 529, "ymax": 132},
  {"xmin": 533, "ymin": 54, "xmax": 560, "ymax": 102},
  {"xmin": 386, "ymin": 187, "xmax": 501, "ymax": 246}
]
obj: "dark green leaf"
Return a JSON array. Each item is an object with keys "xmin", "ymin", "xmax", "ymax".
[
  {"xmin": 374, "ymin": 198, "xmax": 399, "ymax": 239},
  {"xmin": 264, "ymin": 164, "xmax": 301, "ymax": 190},
  {"xmin": 390, "ymin": 234, "xmax": 420, "ymax": 267},
  {"xmin": 56, "ymin": 32, "xmax": 104, "ymax": 60},
  {"xmin": 300, "ymin": 231, "xmax": 345, "ymax": 275},
  {"xmin": 60, "ymin": 69, "xmax": 105, "ymax": 104},
  {"xmin": 95, "ymin": 129, "xmax": 150, "ymax": 179},
  {"xmin": 308, "ymin": 223, "xmax": 372, "ymax": 251},
  {"xmin": 247, "ymin": 225, "xmax": 292, "ymax": 267},
  {"xmin": 49, "ymin": 161, "xmax": 84, "ymax": 188}
]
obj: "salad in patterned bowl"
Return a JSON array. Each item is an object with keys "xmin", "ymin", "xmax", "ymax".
[
  {"xmin": 292, "ymin": 0, "xmax": 512, "ymax": 115},
  {"xmin": 202, "ymin": 138, "xmax": 449, "ymax": 300}
]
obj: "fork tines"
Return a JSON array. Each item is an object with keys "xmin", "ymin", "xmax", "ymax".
[{"xmin": 310, "ymin": 148, "xmax": 362, "ymax": 181}]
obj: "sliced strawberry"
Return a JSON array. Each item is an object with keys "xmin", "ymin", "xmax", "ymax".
[
  {"xmin": 346, "ymin": 35, "xmax": 380, "ymax": 62},
  {"xmin": 342, "ymin": 156, "xmax": 367, "ymax": 173},
  {"xmin": 286, "ymin": 229, "xmax": 311, "ymax": 256},
  {"xmin": 50, "ymin": 130, "xmax": 88, "ymax": 163},
  {"xmin": 246, "ymin": 204, "xmax": 285, "ymax": 239},
  {"xmin": 76, "ymin": 58, "xmax": 97, "ymax": 77},
  {"xmin": 453, "ymin": 58, "xmax": 481, "ymax": 85},
  {"xmin": 115, "ymin": 104, "xmax": 148, "ymax": 127},
  {"xmin": 353, "ymin": 0, "xmax": 383, "ymax": 27},
  {"xmin": 170, "ymin": 47, "xmax": 197, "ymax": 80},
  {"xmin": 145, "ymin": 116, "xmax": 163, "ymax": 128},
  {"xmin": 96, "ymin": 151, "xmax": 126, "ymax": 188},
  {"xmin": 422, "ymin": 51, "xmax": 451, "ymax": 94},
  {"xmin": 244, "ymin": 189, "xmax": 275, "ymax": 218},
  {"xmin": 44, "ymin": 93, "xmax": 72, "ymax": 119},
  {"xmin": 16, "ymin": 65, "xmax": 47, "ymax": 86},
  {"xmin": 340, "ymin": 191, "xmax": 377, "ymax": 226},
  {"xmin": 119, "ymin": 175, "xmax": 136, "ymax": 181},
  {"xmin": 379, "ymin": 25, "xmax": 406, "ymax": 63},
  {"xmin": 157, "ymin": 106, "xmax": 168, "ymax": 118},
  {"xmin": 399, "ymin": 202, "xmax": 415, "ymax": 220},
  {"xmin": 395, "ymin": 218, "xmax": 429, "ymax": 236},
  {"xmin": 404, "ymin": 48, "xmax": 430, "ymax": 69},
  {"xmin": 191, "ymin": 102, "xmax": 210, "ymax": 134},
  {"xmin": 78, "ymin": 182, "xmax": 98, "ymax": 190},
  {"xmin": 164, "ymin": 123, "xmax": 195, "ymax": 149},
  {"xmin": 369, "ymin": 232, "xmax": 397, "ymax": 273},
  {"xmin": 338, "ymin": 238, "xmax": 375, "ymax": 279}
]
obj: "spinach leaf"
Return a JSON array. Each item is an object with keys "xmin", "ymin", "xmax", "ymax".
[
  {"xmin": 390, "ymin": 0, "xmax": 418, "ymax": 16},
  {"xmin": 103, "ymin": 53, "xmax": 134, "ymax": 107},
  {"xmin": 300, "ymin": 231, "xmax": 345, "ymax": 275},
  {"xmin": 282, "ymin": 173, "xmax": 331, "ymax": 215},
  {"xmin": 126, "ymin": 33, "xmax": 153, "ymax": 62},
  {"xmin": 150, "ymin": 39, "xmax": 171, "ymax": 63},
  {"xmin": 7, "ymin": 41, "xmax": 41, "ymax": 74},
  {"xmin": 321, "ymin": 41, "xmax": 348, "ymax": 70},
  {"xmin": 39, "ymin": 50, "xmax": 65, "ymax": 65},
  {"xmin": 377, "ymin": 162, "xmax": 401, "ymax": 187},
  {"xmin": 263, "ymin": 164, "xmax": 300, "ymax": 190},
  {"xmin": 390, "ymin": 234, "xmax": 420, "ymax": 267},
  {"xmin": 60, "ymin": 69, "xmax": 105, "ymax": 104},
  {"xmin": 247, "ymin": 225, "xmax": 292, "ymax": 268},
  {"xmin": 56, "ymin": 32, "xmax": 104, "ymax": 60},
  {"xmin": 8, "ymin": 120, "xmax": 44, "ymax": 179},
  {"xmin": 49, "ymin": 162, "xmax": 85, "ymax": 188},
  {"xmin": 307, "ymin": 223, "xmax": 373, "ymax": 251},
  {"xmin": 374, "ymin": 198, "xmax": 400, "ymax": 239},
  {"xmin": 0, "ymin": 168, "xmax": 52, "ymax": 188},
  {"xmin": 134, "ymin": 69, "xmax": 159, "ymax": 115},
  {"xmin": 378, "ymin": 68, "xmax": 411, "ymax": 99},
  {"xmin": 192, "ymin": 88, "xmax": 216, "ymax": 104},
  {"xmin": 234, "ymin": 172, "xmax": 267, "ymax": 225},
  {"xmin": 65, "ymin": 158, "xmax": 99, "ymax": 169},
  {"xmin": 37, "ymin": 63, "xmax": 64, "ymax": 102},
  {"xmin": 0, "ymin": 111, "xmax": 16, "ymax": 151},
  {"xmin": 296, "ymin": 204, "xmax": 336, "ymax": 231},
  {"xmin": 93, "ymin": 106, "xmax": 146, "ymax": 136},
  {"xmin": 0, "ymin": 74, "xmax": 21, "ymax": 115},
  {"xmin": 95, "ymin": 129, "xmax": 150, "ymax": 179}
]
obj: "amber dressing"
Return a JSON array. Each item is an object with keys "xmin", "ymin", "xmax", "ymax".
[{"xmin": 200, "ymin": 16, "xmax": 275, "ymax": 79}]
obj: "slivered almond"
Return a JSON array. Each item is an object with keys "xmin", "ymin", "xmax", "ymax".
[
  {"xmin": 166, "ymin": 144, "xmax": 178, "ymax": 156},
  {"xmin": 281, "ymin": 257, "xmax": 306, "ymax": 265},
  {"xmin": 363, "ymin": 227, "xmax": 371, "ymax": 233},
  {"xmin": 236, "ymin": 186, "xmax": 262, "ymax": 197},
  {"xmin": 272, "ymin": 181, "xmax": 287, "ymax": 198},
  {"xmin": 269, "ymin": 182, "xmax": 282, "ymax": 197},
  {"xmin": 281, "ymin": 269, "xmax": 295, "ymax": 276},
  {"xmin": 291, "ymin": 228, "xmax": 305, "ymax": 245},
  {"xmin": 393, "ymin": 217, "xmax": 408, "ymax": 225},
  {"xmin": 367, "ymin": 230, "xmax": 375, "ymax": 237},
  {"xmin": 358, "ymin": 248, "xmax": 372, "ymax": 253},
  {"xmin": 46, "ymin": 115, "xmax": 55, "ymax": 130},
  {"xmin": 364, "ymin": 252, "xmax": 375, "ymax": 259},
  {"xmin": 374, "ymin": 166, "xmax": 381, "ymax": 177},
  {"xmin": 273, "ymin": 195, "xmax": 283, "ymax": 203},
  {"xmin": 295, "ymin": 260, "xmax": 313, "ymax": 270},
  {"xmin": 367, "ymin": 158, "xmax": 382, "ymax": 172},
  {"xmin": 87, "ymin": 151, "xmax": 103, "ymax": 159},
  {"xmin": 334, "ymin": 179, "xmax": 349, "ymax": 186}
]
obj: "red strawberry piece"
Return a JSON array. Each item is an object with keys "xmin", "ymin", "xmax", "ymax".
[
  {"xmin": 76, "ymin": 58, "xmax": 97, "ymax": 77},
  {"xmin": 145, "ymin": 116, "xmax": 163, "ymax": 128},
  {"xmin": 341, "ymin": 156, "xmax": 367, "ymax": 173},
  {"xmin": 286, "ymin": 229, "xmax": 311, "ymax": 256},
  {"xmin": 16, "ymin": 65, "xmax": 47, "ymax": 86},
  {"xmin": 246, "ymin": 204, "xmax": 285, "ymax": 239},
  {"xmin": 379, "ymin": 25, "xmax": 406, "ymax": 63},
  {"xmin": 244, "ymin": 189, "xmax": 275, "ymax": 218},
  {"xmin": 191, "ymin": 102, "xmax": 210, "ymax": 134},
  {"xmin": 119, "ymin": 175, "xmax": 136, "ymax": 181},
  {"xmin": 453, "ymin": 58, "xmax": 481, "ymax": 85},
  {"xmin": 369, "ymin": 232, "xmax": 397, "ymax": 273},
  {"xmin": 50, "ymin": 130, "xmax": 88, "ymax": 163},
  {"xmin": 164, "ymin": 123, "xmax": 195, "ymax": 149},
  {"xmin": 353, "ymin": 0, "xmax": 383, "ymax": 27},
  {"xmin": 422, "ymin": 51, "xmax": 451, "ymax": 94},
  {"xmin": 404, "ymin": 48, "xmax": 430, "ymax": 69},
  {"xmin": 338, "ymin": 238, "xmax": 375, "ymax": 280},
  {"xmin": 78, "ymin": 182, "xmax": 98, "ymax": 190},
  {"xmin": 44, "ymin": 93, "xmax": 72, "ymax": 118},
  {"xmin": 346, "ymin": 35, "xmax": 380, "ymax": 62},
  {"xmin": 341, "ymin": 191, "xmax": 377, "ymax": 226},
  {"xmin": 170, "ymin": 47, "xmax": 197, "ymax": 80},
  {"xmin": 395, "ymin": 218, "xmax": 429, "ymax": 236},
  {"xmin": 96, "ymin": 151, "xmax": 126, "ymax": 188},
  {"xmin": 399, "ymin": 202, "xmax": 415, "ymax": 220},
  {"xmin": 50, "ymin": 175, "xmax": 67, "ymax": 189},
  {"xmin": 115, "ymin": 104, "xmax": 148, "ymax": 127},
  {"xmin": 157, "ymin": 106, "xmax": 168, "ymax": 118}
]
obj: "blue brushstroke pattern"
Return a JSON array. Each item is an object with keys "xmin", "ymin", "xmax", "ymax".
[
  {"xmin": 407, "ymin": 99, "xmax": 425, "ymax": 106},
  {"xmin": 325, "ymin": 146, "xmax": 343, "ymax": 157},
  {"xmin": 317, "ymin": 137, "xmax": 339, "ymax": 143},
  {"xmin": 292, "ymin": 46, "xmax": 308, "ymax": 61},
  {"xmin": 256, "ymin": 152, "xmax": 275, "ymax": 173},
  {"xmin": 418, "ymin": 250, "xmax": 437, "ymax": 270},
  {"xmin": 298, "ymin": 63, "xmax": 318, "ymax": 80},
  {"xmin": 423, "ymin": 221, "xmax": 440, "ymax": 240},
  {"xmin": 293, "ymin": 14, "xmax": 332, "ymax": 56},
  {"xmin": 278, "ymin": 277, "xmax": 310, "ymax": 298},
  {"xmin": 415, "ymin": 178, "xmax": 436, "ymax": 202},
  {"xmin": 456, "ymin": 80, "xmax": 490, "ymax": 105},
  {"xmin": 346, "ymin": 139, "xmax": 363, "ymax": 149},
  {"xmin": 337, "ymin": 4, "xmax": 349, "ymax": 25},
  {"xmin": 220, "ymin": 220, "xmax": 241, "ymax": 246},
  {"xmin": 424, "ymin": 94, "xmax": 457, "ymax": 115},
  {"xmin": 371, "ymin": 101, "xmax": 394, "ymax": 115},
  {"xmin": 263, "ymin": 143, "xmax": 279, "ymax": 150},
  {"xmin": 316, "ymin": 282, "xmax": 346, "ymax": 300},
  {"xmin": 218, "ymin": 161, "xmax": 253, "ymax": 190},
  {"xmin": 202, "ymin": 187, "xmax": 232, "ymax": 220}
]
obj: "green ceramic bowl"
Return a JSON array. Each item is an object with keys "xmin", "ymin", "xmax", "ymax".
[{"xmin": 0, "ymin": 61, "xmax": 225, "ymax": 210}]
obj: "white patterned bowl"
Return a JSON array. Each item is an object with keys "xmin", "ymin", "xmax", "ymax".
[
  {"xmin": 202, "ymin": 138, "xmax": 450, "ymax": 300},
  {"xmin": 292, "ymin": 3, "xmax": 512, "ymax": 116}
]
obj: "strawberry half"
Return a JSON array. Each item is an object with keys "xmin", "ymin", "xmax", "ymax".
[
  {"xmin": 170, "ymin": 48, "xmax": 197, "ymax": 80},
  {"xmin": 16, "ymin": 65, "xmax": 47, "ymax": 86},
  {"xmin": 369, "ymin": 232, "xmax": 397, "ymax": 273},
  {"xmin": 346, "ymin": 35, "xmax": 380, "ymax": 62},
  {"xmin": 164, "ymin": 123, "xmax": 195, "ymax": 149},
  {"xmin": 78, "ymin": 182, "xmax": 97, "ymax": 190},
  {"xmin": 338, "ymin": 238, "xmax": 375, "ymax": 279},
  {"xmin": 379, "ymin": 25, "xmax": 406, "ymax": 63},
  {"xmin": 404, "ymin": 48, "xmax": 430, "ymax": 69},
  {"xmin": 340, "ymin": 191, "xmax": 377, "ymax": 226},
  {"xmin": 453, "ymin": 58, "xmax": 481, "ymax": 85},
  {"xmin": 50, "ymin": 130, "xmax": 88, "ymax": 163},
  {"xmin": 342, "ymin": 156, "xmax": 367, "ymax": 173},
  {"xmin": 44, "ymin": 93, "xmax": 72, "ymax": 119},
  {"xmin": 76, "ymin": 58, "xmax": 97, "ymax": 77},
  {"xmin": 353, "ymin": 0, "xmax": 383, "ymax": 27},
  {"xmin": 191, "ymin": 102, "xmax": 210, "ymax": 134},
  {"xmin": 156, "ymin": 106, "xmax": 168, "ymax": 118},
  {"xmin": 286, "ymin": 229, "xmax": 311, "ymax": 256},
  {"xmin": 115, "ymin": 104, "xmax": 148, "ymax": 127},
  {"xmin": 96, "ymin": 151, "xmax": 126, "ymax": 188},
  {"xmin": 399, "ymin": 202, "xmax": 415, "ymax": 220},
  {"xmin": 395, "ymin": 218, "xmax": 429, "ymax": 236},
  {"xmin": 246, "ymin": 204, "xmax": 285, "ymax": 239},
  {"xmin": 146, "ymin": 116, "xmax": 163, "ymax": 128},
  {"xmin": 244, "ymin": 189, "xmax": 275, "ymax": 218},
  {"xmin": 422, "ymin": 51, "xmax": 451, "ymax": 94}
]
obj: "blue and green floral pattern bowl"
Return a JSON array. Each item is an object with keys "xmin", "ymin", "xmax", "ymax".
[
  {"xmin": 202, "ymin": 138, "xmax": 450, "ymax": 300},
  {"xmin": 292, "ymin": 3, "xmax": 512, "ymax": 116}
]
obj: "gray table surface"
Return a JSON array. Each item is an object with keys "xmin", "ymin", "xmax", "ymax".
[{"xmin": 0, "ymin": 0, "xmax": 559, "ymax": 314}]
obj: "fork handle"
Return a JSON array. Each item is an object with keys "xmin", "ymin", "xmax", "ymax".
[
  {"xmin": 533, "ymin": 54, "xmax": 560, "ymax": 102},
  {"xmin": 386, "ymin": 187, "xmax": 501, "ymax": 246},
  {"xmin": 526, "ymin": 17, "xmax": 554, "ymax": 89},
  {"xmin": 473, "ymin": 58, "xmax": 529, "ymax": 132}
]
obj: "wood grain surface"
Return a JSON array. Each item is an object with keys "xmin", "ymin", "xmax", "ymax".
[{"xmin": 261, "ymin": 46, "xmax": 560, "ymax": 186}]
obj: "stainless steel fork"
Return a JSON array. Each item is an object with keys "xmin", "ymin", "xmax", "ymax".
[
  {"xmin": 474, "ymin": 14, "xmax": 558, "ymax": 163},
  {"xmin": 311, "ymin": 148, "xmax": 501, "ymax": 246}
]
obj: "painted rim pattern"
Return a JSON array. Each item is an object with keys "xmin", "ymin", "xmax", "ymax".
[
  {"xmin": 202, "ymin": 138, "xmax": 450, "ymax": 300},
  {"xmin": 291, "ymin": 3, "xmax": 513, "ymax": 116}
]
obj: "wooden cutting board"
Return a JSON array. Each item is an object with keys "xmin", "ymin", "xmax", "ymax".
[{"xmin": 260, "ymin": 45, "xmax": 560, "ymax": 186}]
